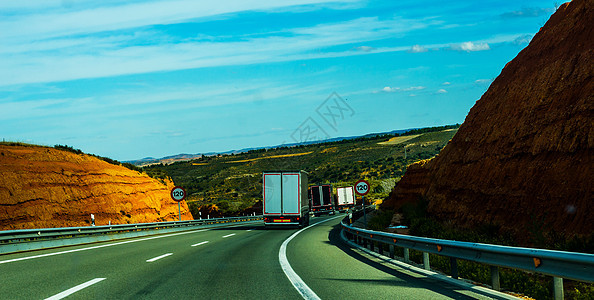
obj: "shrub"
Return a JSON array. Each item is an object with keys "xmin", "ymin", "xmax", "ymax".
[
  {"xmin": 367, "ymin": 209, "xmax": 394, "ymax": 231},
  {"xmin": 54, "ymin": 144, "xmax": 83, "ymax": 154}
]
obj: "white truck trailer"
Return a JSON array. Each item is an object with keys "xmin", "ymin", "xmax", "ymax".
[
  {"xmin": 263, "ymin": 170, "xmax": 310, "ymax": 228},
  {"xmin": 335, "ymin": 186, "xmax": 355, "ymax": 211}
]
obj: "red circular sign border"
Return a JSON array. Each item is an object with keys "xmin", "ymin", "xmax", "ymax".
[
  {"xmin": 171, "ymin": 186, "xmax": 186, "ymax": 202},
  {"xmin": 354, "ymin": 179, "xmax": 370, "ymax": 196}
]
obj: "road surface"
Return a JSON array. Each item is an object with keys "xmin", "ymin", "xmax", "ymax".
[{"xmin": 0, "ymin": 216, "xmax": 495, "ymax": 299}]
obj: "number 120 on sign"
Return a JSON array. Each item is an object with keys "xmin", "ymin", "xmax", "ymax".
[
  {"xmin": 355, "ymin": 180, "xmax": 370, "ymax": 195},
  {"xmin": 171, "ymin": 186, "xmax": 186, "ymax": 202}
]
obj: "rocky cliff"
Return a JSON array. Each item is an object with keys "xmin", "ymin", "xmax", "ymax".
[
  {"xmin": 384, "ymin": 0, "xmax": 593, "ymax": 240},
  {"xmin": 0, "ymin": 144, "xmax": 192, "ymax": 230}
]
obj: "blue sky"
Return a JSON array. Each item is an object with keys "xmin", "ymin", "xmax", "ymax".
[{"xmin": 0, "ymin": 0, "xmax": 556, "ymax": 161}]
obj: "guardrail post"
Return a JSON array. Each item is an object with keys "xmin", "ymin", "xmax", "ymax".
[
  {"xmin": 553, "ymin": 277, "xmax": 564, "ymax": 300},
  {"xmin": 404, "ymin": 248, "xmax": 410, "ymax": 263},
  {"xmin": 450, "ymin": 257, "xmax": 458, "ymax": 279},
  {"xmin": 423, "ymin": 252, "xmax": 430, "ymax": 270},
  {"xmin": 490, "ymin": 266, "xmax": 500, "ymax": 291},
  {"xmin": 389, "ymin": 244, "xmax": 395, "ymax": 259}
]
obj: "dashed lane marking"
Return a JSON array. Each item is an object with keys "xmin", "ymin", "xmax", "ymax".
[
  {"xmin": 44, "ymin": 278, "xmax": 106, "ymax": 300},
  {"xmin": 0, "ymin": 229, "xmax": 210, "ymax": 265},
  {"xmin": 191, "ymin": 241, "xmax": 209, "ymax": 247},
  {"xmin": 146, "ymin": 253, "xmax": 173, "ymax": 262}
]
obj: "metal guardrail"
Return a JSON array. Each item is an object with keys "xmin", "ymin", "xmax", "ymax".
[
  {"xmin": 0, "ymin": 216, "xmax": 263, "ymax": 255},
  {"xmin": 341, "ymin": 216, "xmax": 594, "ymax": 300}
]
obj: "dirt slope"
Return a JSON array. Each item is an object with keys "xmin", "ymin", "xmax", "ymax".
[
  {"xmin": 0, "ymin": 144, "xmax": 192, "ymax": 230},
  {"xmin": 384, "ymin": 0, "xmax": 593, "ymax": 240}
]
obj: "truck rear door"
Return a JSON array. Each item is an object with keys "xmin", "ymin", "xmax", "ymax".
[
  {"xmin": 282, "ymin": 173, "xmax": 300, "ymax": 215},
  {"xmin": 345, "ymin": 186, "xmax": 355, "ymax": 205},
  {"xmin": 264, "ymin": 173, "xmax": 282, "ymax": 215},
  {"xmin": 322, "ymin": 185, "xmax": 332, "ymax": 206},
  {"xmin": 311, "ymin": 186, "xmax": 321, "ymax": 207}
]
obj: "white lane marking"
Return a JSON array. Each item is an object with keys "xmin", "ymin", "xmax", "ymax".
[
  {"xmin": 146, "ymin": 253, "xmax": 173, "ymax": 262},
  {"xmin": 0, "ymin": 229, "xmax": 210, "ymax": 265},
  {"xmin": 191, "ymin": 241, "xmax": 209, "ymax": 247},
  {"xmin": 279, "ymin": 216, "xmax": 342, "ymax": 300},
  {"xmin": 222, "ymin": 233, "xmax": 236, "ymax": 238},
  {"xmin": 44, "ymin": 278, "xmax": 106, "ymax": 300},
  {"xmin": 246, "ymin": 229, "xmax": 253, "ymax": 232}
]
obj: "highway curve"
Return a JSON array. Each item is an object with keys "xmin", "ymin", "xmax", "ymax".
[{"xmin": 1, "ymin": 216, "xmax": 495, "ymax": 299}]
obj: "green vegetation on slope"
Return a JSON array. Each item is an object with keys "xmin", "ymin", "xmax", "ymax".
[{"xmin": 143, "ymin": 125, "xmax": 459, "ymax": 217}]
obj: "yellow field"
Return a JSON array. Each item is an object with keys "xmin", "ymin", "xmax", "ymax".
[
  {"xmin": 225, "ymin": 151, "xmax": 313, "ymax": 163},
  {"xmin": 321, "ymin": 147, "xmax": 338, "ymax": 153},
  {"xmin": 377, "ymin": 134, "xmax": 421, "ymax": 145}
]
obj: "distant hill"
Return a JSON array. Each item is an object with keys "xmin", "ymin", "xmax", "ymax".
[{"xmin": 125, "ymin": 127, "xmax": 428, "ymax": 167}]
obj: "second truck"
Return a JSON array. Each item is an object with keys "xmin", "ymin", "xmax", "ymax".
[{"xmin": 309, "ymin": 184, "xmax": 334, "ymax": 216}]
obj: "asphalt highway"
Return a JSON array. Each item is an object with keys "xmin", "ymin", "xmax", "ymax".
[{"xmin": 0, "ymin": 216, "xmax": 495, "ymax": 299}]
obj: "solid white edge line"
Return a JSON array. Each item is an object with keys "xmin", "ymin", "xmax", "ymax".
[
  {"xmin": 191, "ymin": 241, "xmax": 209, "ymax": 247},
  {"xmin": 222, "ymin": 233, "xmax": 236, "ymax": 238},
  {"xmin": 279, "ymin": 216, "xmax": 343, "ymax": 300},
  {"xmin": 0, "ymin": 229, "xmax": 210, "ymax": 265},
  {"xmin": 44, "ymin": 278, "xmax": 106, "ymax": 300},
  {"xmin": 146, "ymin": 253, "xmax": 173, "ymax": 262}
]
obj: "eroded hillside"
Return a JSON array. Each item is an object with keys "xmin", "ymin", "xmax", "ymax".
[
  {"xmin": 0, "ymin": 144, "xmax": 192, "ymax": 230},
  {"xmin": 384, "ymin": 0, "xmax": 593, "ymax": 242}
]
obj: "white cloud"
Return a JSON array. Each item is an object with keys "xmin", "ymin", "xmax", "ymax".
[
  {"xmin": 0, "ymin": 78, "xmax": 335, "ymax": 121},
  {"xmin": 381, "ymin": 86, "xmax": 399, "ymax": 92},
  {"xmin": 0, "ymin": 14, "xmax": 433, "ymax": 86},
  {"xmin": 408, "ymin": 44, "xmax": 428, "ymax": 53},
  {"xmin": 450, "ymin": 41, "xmax": 490, "ymax": 52},
  {"xmin": 513, "ymin": 34, "xmax": 532, "ymax": 45},
  {"xmin": 403, "ymin": 86, "xmax": 426, "ymax": 91},
  {"xmin": 436, "ymin": 89, "xmax": 447, "ymax": 94},
  {"xmin": 376, "ymin": 85, "xmax": 426, "ymax": 93},
  {"xmin": 0, "ymin": 0, "xmax": 358, "ymax": 41},
  {"xmin": 355, "ymin": 46, "xmax": 375, "ymax": 52},
  {"xmin": 500, "ymin": 7, "xmax": 555, "ymax": 19},
  {"xmin": 475, "ymin": 79, "xmax": 492, "ymax": 84}
]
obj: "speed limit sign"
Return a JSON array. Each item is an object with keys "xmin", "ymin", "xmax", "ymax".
[
  {"xmin": 171, "ymin": 186, "xmax": 186, "ymax": 202},
  {"xmin": 355, "ymin": 179, "xmax": 370, "ymax": 196}
]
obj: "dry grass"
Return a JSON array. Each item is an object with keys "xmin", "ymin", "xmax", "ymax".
[
  {"xmin": 377, "ymin": 134, "xmax": 421, "ymax": 145},
  {"xmin": 321, "ymin": 147, "xmax": 338, "ymax": 153},
  {"xmin": 224, "ymin": 151, "xmax": 313, "ymax": 163}
]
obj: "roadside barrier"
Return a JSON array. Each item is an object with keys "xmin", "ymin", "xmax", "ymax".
[
  {"xmin": 341, "ymin": 215, "xmax": 594, "ymax": 300},
  {"xmin": 0, "ymin": 216, "xmax": 263, "ymax": 255}
]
